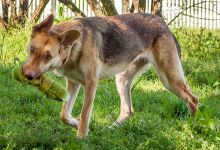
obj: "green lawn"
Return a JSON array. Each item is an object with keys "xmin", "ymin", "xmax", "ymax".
[{"xmin": 0, "ymin": 27, "xmax": 220, "ymax": 149}]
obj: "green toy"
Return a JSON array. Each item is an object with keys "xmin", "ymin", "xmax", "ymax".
[{"xmin": 12, "ymin": 66, "xmax": 68, "ymax": 102}]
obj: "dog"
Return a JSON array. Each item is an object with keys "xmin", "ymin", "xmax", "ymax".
[{"xmin": 23, "ymin": 13, "xmax": 198, "ymax": 138}]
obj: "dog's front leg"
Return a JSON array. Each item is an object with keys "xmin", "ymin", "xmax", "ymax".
[
  {"xmin": 77, "ymin": 77, "xmax": 98, "ymax": 138},
  {"xmin": 60, "ymin": 80, "xmax": 80, "ymax": 128}
]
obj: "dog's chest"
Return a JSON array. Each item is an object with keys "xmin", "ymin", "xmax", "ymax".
[{"xmin": 55, "ymin": 67, "xmax": 84, "ymax": 83}]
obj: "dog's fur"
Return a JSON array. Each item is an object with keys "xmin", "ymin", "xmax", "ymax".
[{"xmin": 23, "ymin": 13, "xmax": 198, "ymax": 138}]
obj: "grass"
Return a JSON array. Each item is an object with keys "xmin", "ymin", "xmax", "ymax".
[{"xmin": 0, "ymin": 27, "xmax": 220, "ymax": 149}]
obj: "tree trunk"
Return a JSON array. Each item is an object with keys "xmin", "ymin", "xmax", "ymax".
[
  {"xmin": 19, "ymin": 0, "xmax": 29, "ymax": 24},
  {"xmin": 2, "ymin": 0, "xmax": 9, "ymax": 23},
  {"xmin": 10, "ymin": 0, "xmax": 17, "ymax": 23},
  {"xmin": 122, "ymin": 0, "xmax": 130, "ymax": 14},
  {"xmin": 31, "ymin": 0, "xmax": 49, "ymax": 22},
  {"xmin": 101, "ymin": 0, "xmax": 118, "ymax": 16},
  {"xmin": 130, "ymin": 0, "xmax": 146, "ymax": 13},
  {"xmin": 151, "ymin": 0, "xmax": 162, "ymax": 17},
  {"xmin": 58, "ymin": 0, "xmax": 86, "ymax": 17},
  {"xmin": 0, "ymin": 16, "xmax": 6, "ymax": 29},
  {"xmin": 86, "ymin": 0, "xmax": 105, "ymax": 16}
]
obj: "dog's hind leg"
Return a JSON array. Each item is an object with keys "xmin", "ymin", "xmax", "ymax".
[
  {"xmin": 151, "ymin": 34, "xmax": 198, "ymax": 116},
  {"xmin": 60, "ymin": 80, "xmax": 80, "ymax": 128},
  {"xmin": 113, "ymin": 59, "xmax": 148, "ymax": 126}
]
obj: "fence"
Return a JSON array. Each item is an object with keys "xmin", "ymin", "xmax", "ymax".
[
  {"xmin": 0, "ymin": 0, "xmax": 220, "ymax": 29},
  {"xmin": 162, "ymin": 0, "xmax": 220, "ymax": 29}
]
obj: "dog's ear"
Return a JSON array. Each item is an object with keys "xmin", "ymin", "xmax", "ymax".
[
  {"xmin": 59, "ymin": 29, "xmax": 81, "ymax": 48},
  {"xmin": 32, "ymin": 14, "xmax": 54, "ymax": 33}
]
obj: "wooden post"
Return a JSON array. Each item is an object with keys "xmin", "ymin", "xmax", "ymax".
[{"xmin": 51, "ymin": 0, "xmax": 56, "ymax": 15}]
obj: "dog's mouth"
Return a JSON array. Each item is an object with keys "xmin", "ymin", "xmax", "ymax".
[
  {"xmin": 24, "ymin": 72, "xmax": 42, "ymax": 80},
  {"xmin": 36, "ymin": 75, "xmax": 42, "ymax": 80},
  {"xmin": 33, "ymin": 73, "xmax": 43, "ymax": 80},
  {"xmin": 26, "ymin": 75, "xmax": 41, "ymax": 80}
]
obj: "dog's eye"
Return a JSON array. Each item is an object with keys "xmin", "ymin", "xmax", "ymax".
[
  {"xmin": 45, "ymin": 51, "xmax": 52, "ymax": 60},
  {"xmin": 30, "ymin": 46, "xmax": 36, "ymax": 53}
]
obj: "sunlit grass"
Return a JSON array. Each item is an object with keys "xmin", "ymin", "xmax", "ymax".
[{"xmin": 0, "ymin": 27, "xmax": 220, "ymax": 149}]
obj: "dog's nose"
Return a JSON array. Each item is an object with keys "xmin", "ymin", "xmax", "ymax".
[
  {"xmin": 22, "ymin": 65, "xmax": 36, "ymax": 80},
  {"xmin": 26, "ymin": 74, "xmax": 34, "ymax": 80}
]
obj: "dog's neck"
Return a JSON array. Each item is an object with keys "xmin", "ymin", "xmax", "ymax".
[{"xmin": 61, "ymin": 47, "xmax": 72, "ymax": 67}]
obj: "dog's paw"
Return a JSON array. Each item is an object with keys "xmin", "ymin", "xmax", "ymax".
[
  {"xmin": 69, "ymin": 118, "xmax": 80, "ymax": 129},
  {"xmin": 76, "ymin": 131, "xmax": 88, "ymax": 139},
  {"xmin": 108, "ymin": 121, "xmax": 122, "ymax": 129},
  {"xmin": 60, "ymin": 116, "xmax": 79, "ymax": 129},
  {"xmin": 76, "ymin": 124, "xmax": 89, "ymax": 139},
  {"xmin": 107, "ymin": 125, "xmax": 115, "ymax": 130},
  {"xmin": 112, "ymin": 121, "xmax": 122, "ymax": 127}
]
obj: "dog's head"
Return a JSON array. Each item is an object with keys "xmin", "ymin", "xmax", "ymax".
[{"xmin": 23, "ymin": 14, "xmax": 80, "ymax": 80}]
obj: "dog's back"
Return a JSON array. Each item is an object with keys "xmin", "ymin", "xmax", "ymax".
[{"xmin": 82, "ymin": 13, "xmax": 180, "ymax": 64}]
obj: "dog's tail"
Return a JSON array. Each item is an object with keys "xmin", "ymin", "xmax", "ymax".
[{"xmin": 172, "ymin": 33, "xmax": 181, "ymax": 59}]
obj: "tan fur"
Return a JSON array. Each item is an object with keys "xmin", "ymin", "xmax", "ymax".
[
  {"xmin": 60, "ymin": 80, "xmax": 80, "ymax": 128},
  {"xmin": 23, "ymin": 14, "xmax": 199, "ymax": 138}
]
